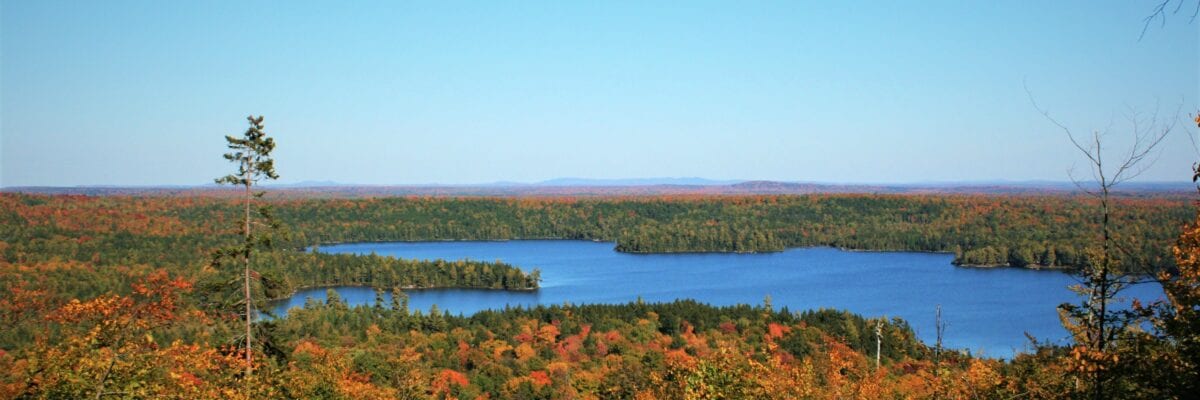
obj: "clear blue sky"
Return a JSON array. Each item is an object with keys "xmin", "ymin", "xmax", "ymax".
[{"xmin": 2, "ymin": 1, "xmax": 1197, "ymax": 186}]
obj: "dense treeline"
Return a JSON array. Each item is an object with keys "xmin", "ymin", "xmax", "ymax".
[
  {"xmin": 269, "ymin": 195, "xmax": 1191, "ymax": 270},
  {"xmin": 266, "ymin": 299, "xmax": 932, "ymax": 399},
  {"xmin": 278, "ymin": 299, "xmax": 926, "ymax": 366},
  {"xmin": 0, "ymin": 255, "xmax": 535, "ymax": 319},
  {"xmin": 0, "ymin": 194, "xmax": 539, "ymax": 305},
  {"xmin": 3, "ymin": 193, "xmax": 1189, "ymax": 274},
  {"xmin": 256, "ymin": 252, "xmax": 539, "ymax": 300},
  {"xmin": 614, "ymin": 224, "xmax": 785, "ymax": 253},
  {"xmin": 955, "ymin": 244, "xmax": 1086, "ymax": 269}
]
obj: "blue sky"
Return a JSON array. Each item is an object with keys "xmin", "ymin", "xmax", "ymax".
[{"xmin": 2, "ymin": 1, "xmax": 1197, "ymax": 186}]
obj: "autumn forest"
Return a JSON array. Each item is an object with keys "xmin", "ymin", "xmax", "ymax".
[
  {"xmin": 3, "ymin": 147, "xmax": 1200, "ymax": 398},
  {"xmin": 3, "ymin": 1, "xmax": 1199, "ymax": 399}
]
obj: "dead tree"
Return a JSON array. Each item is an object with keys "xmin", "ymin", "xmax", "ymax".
[{"xmin": 1028, "ymin": 90, "xmax": 1177, "ymax": 399}]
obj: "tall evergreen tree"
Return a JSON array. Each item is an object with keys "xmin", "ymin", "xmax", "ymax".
[
  {"xmin": 214, "ymin": 115, "xmax": 279, "ymax": 382},
  {"xmin": 391, "ymin": 287, "xmax": 409, "ymax": 315}
]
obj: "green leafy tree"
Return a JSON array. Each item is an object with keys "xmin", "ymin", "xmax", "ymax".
[{"xmin": 213, "ymin": 115, "xmax": 280, "ymax": 382}]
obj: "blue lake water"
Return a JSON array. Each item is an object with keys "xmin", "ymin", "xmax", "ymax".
[{"xmin": 270, "ymin": 240, "xmax": 1163, "ymax": 358}]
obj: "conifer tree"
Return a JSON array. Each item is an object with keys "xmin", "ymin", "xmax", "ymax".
[
  {"xmin": 213, "ymin": 115, "xmax": 279, "ymax": 382},
  {"xmin": 391, "ymin": 287, "xmax": 409, "ymax": 315}
]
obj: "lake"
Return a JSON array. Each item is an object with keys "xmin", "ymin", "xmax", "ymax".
[{"xmin": 269, "ymin": 240, "xmax": 1163, "ymax": 358}]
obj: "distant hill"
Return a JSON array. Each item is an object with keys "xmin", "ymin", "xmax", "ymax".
[
  {"xmin": 535, "ymin": 177, "xmax": 745, "ymax": 186},
  {"xmin": 726, "ymin": 180, "xmax": 882, "ymax": 193},
  {"xmin": 4, "ymin": 179, "xmax": 1194, "ymax": 198},
  {"xmin": 266, "ymin": 180, "xmax": 352, "ymax": 188}
]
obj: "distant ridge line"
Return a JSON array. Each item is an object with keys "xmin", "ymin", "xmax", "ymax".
[{"xmin": 3, "ymin": 180, "xmax": 1194, "ymax": 198}]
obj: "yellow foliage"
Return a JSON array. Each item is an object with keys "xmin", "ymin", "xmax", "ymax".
[{"xmin": 515, "ymin": 342, "xmax": 537, "ymax": 361}]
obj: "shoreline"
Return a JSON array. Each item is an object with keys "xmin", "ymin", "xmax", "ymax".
[
  {"xmin": 266, "ymin": 283, "xmax": 538, "ymax": 302},
  {"xmin": 310, "ymin": 239, "xmax": 1086, "ymax": 273},
  {"xmin": 953, "ymin": 262, "xmax": 1075, "ymax": 271}
]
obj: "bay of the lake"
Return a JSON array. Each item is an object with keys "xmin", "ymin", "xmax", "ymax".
[{"xmin": 269, "ymin": 240, "xmax": 1162, "ymax": 358}]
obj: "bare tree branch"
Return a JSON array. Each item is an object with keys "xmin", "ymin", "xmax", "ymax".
[
  {"xmin": 1140, "ymin": 0, "xmax": 1200, "ymax": 40},
  {"xmin": 1142, "ymin": 0, "xmax": 1173, "ymax": 40},
  {"xmin": 1027, "ymin": 82, "xmax": 1181, "ymax": 399}
]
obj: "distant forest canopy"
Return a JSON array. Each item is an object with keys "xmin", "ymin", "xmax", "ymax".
[
  {"xmin": 1, "ymin": 192, "xmax": 1192, "ymax": 276},
  {"xmin": 5, "ymin": 180, "xmax": 1197, "ymax": 198}
]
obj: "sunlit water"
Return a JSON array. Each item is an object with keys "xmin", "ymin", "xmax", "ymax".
[{"xmin": 269, "ymin": 240, "xmax": 1162, "ymax": 358}]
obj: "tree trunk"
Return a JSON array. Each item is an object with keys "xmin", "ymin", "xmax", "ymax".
[
  {"xmin": 243, "ymin": 163, "xmax": 252, "ymax": 382},
  {"xmin": 875, "ymin": 321, "xmax": 882, "ymax": 369},
  {"xmin": 93, "ymin": 354, "xmax": 118, "ymax": 400},
  {"xmin": 1094, "ymin": 188, "xmax": 1109, "ymax": 400}
]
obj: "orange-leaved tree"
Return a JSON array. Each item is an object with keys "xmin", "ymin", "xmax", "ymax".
[
  {"xmin": 0, "ymin": 271, "xmax": 251, "ymax": 399},
  {"xmin": 1137, "ymin": 112, "xmax": 1200, "ymax": 396}
]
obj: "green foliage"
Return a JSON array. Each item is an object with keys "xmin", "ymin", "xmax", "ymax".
[
  {"xmin": 0, "ymin": 193, "xmax": 1189, "ymax": 318},
  {"xmin": 263, "ymin": 195, "xmax": 1188, "ymax": 271},
  {"xmin": 253, "ymin": 252, "xmax": 538, "ymax": 299},
  {"xmin": 3, "ymin": 191, "xmax": 1199, "ymax": 398},
  {"xmin": 209, "ymin": 115, "xmax": 284, "ymax": 374},
  {"xmin": 215, "ymin": 115, "xmax": 279, "ymax": 187}
]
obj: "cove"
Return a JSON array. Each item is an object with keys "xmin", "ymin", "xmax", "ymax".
[{"xmin": 269, "ymin": 240, "xmax": 1163, "ymax": 358}]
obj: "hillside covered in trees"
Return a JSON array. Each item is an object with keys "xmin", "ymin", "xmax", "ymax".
[
  {"xmin": 2, "ymin": 192, "xmax": 1191, "ymax": 276},
  {"xmin": 1, "ymin": 190, "xmax": 1198, "ymax": 398}
]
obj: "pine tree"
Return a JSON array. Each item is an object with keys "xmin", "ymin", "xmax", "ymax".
[
  {"xmin": 213, "ymin": 115, "xmax": 279, "ymax": 383},
  {"xmin": 391, "ymin": 287, "xmax": 409, "ymax": 315},
  {"xmin": 374, "ymin": 287, "xmax": 385, "ymax": 310}
]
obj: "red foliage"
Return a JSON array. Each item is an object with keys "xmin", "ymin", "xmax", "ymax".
[
  {"xmin": 432, "ymin": 369, "xmax": 470, "ymax": 396},
  {"xmin": 529, "ymin": 371, "xmax": 551, "ymax": 387},
  {"xmin": 767, "ymin": 323, "xmax": 791, "ymax": 340}
]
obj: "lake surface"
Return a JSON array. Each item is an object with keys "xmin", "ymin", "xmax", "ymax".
[{"xmin": 270, "ymin": 240, "xmax": 1163, "ymax": 358}]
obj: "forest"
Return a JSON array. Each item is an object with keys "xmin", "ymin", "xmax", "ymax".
[
  {"xmin": 269, "ymin": 194, "xmax": 1193, "ymax": 272},
  {"xmin": 1, "ymin": 186, "xmax": 1199, "ymax": 398},
  {"xmin": 2, "ymin": 269, "xmax": 1196, "ymax": 398},
  {"xmin": 2, "ymin": 192, "xmax": 1192, "ymax": 277},
  {"xmin": 6, "ymin": 0, "xmax": 1199, "ymax": 396}
]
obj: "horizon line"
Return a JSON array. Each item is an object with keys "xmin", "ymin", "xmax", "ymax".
[{"xmin": 3, "ymin": 178, "xmax": 1196, "ymax": 190}]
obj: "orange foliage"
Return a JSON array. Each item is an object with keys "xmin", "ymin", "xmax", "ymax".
[
  {"xmin": 766, "ymin": 322, "xmax": 791, "ymax": 340},
  {"xmin": 432, "ymin": 369, "xmax": 470, "ymax": 397},
  {"xmin": 529, "ymin": 370, "xmax": 552, "ymax": 387},
  {"xmin": 514, "ymin": 342, "xmax": 536, "ymax": 361},
  {"xmin": 538, "ymin": 323, "xmax": 561, "ymax": 344}
]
